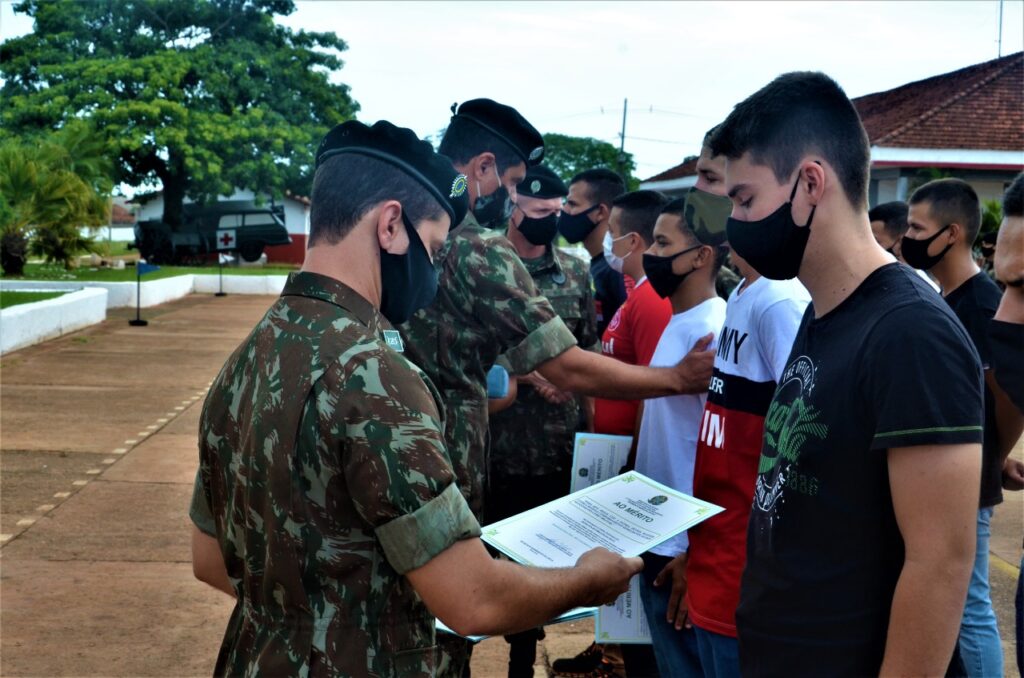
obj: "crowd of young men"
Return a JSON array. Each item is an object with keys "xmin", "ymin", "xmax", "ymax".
[{"xmin": 189, "ymin": 72, "xmax": 1023, "ymax": 678}]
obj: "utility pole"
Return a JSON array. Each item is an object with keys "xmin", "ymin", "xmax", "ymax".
[
  {"xmin": 997, "ymin": 0, "xmax": 1004, "ymax": 57},
  {"xmin": 618, "ymin": 98, "xmax": 628, "ymax": 178}
]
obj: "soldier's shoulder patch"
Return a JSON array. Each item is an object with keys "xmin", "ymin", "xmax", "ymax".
[{"xmin": 382, "ymin": 329, "xmax": 404, "ymax": 353}]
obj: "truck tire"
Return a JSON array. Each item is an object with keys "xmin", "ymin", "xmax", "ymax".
[{"xmin": 239, "ymin": 241, "xmax": 264, "ymax": 263}]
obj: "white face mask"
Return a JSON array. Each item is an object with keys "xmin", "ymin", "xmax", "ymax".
[{"xmin": 603, "ymin": 230, "xmax": 633, "ymax": 273}]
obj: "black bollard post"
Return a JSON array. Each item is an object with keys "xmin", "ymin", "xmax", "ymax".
[
  {"xmin": 128, "ymin": 261, "xmax": 148, "ymax": 326},
  {"xmin": 215, "ymin": 254, "xmax": 227, "ymax": 297}
]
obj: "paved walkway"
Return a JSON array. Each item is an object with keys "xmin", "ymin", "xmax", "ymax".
[{"xmin": 0, "ymin": 293, "xmax": 1020, "ymax": 676}]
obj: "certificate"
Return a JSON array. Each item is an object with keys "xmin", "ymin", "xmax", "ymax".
[
  {"xmin": 570, "ymin": 433, "xmax": 633, "ymax": 492},
  {"xmin": 435, "ymin": 606, "xmax": 597, "ymax": 643},
  {"xmin": 595, "ymin": 575, "xmax": 650, "ymax": 644},
  {"xmin": 481, "ymin": 471, "xmax": 723, "ymax": 568}
]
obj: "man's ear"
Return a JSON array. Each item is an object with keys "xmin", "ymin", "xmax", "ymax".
[
  {"xmin": 802, "ymin": 160, "xmax": 826, "ymax": 204},
  {"xmin": 948, "ymin": 222, "xmax": 966, "ymax": 247},
  {"xmin": 470, "ymin": 152, "xmax": 497, "ymax": 182},
  {"xmin": 595, "ymin": 203, "xmax": 610, "ymax": 223},
  {"xmin": 376, "ymin": 200, "xmax": 407, "ymax": 254}
]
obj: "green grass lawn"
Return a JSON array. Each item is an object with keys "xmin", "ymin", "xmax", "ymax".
[
  {"xmin": 2, "ymin": 262, "xmax": 298, "ymax": 282},
  {"xmin": 0, "ymin": 290, "xmax": 68, "ymax": 309}
]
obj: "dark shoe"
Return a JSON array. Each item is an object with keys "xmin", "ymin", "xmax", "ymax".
[
  {"xmin": 551, "ymin": 642, "xmax": 605, "ymax": 677},
  {"xmin": 588, "ymin": 658, "xmax": 626, "ymax": 678}
]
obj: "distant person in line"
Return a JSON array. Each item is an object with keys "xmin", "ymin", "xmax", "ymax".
[
  {"xmin": 868, "ymin": 200, "xmax": 940, "ymax": 292},
  {"xmin": 559, "ymin": 168, "xmax": 630, "ymax": 335},
  {"xmin": 713, "ymin": 71, "xmax": 983, "ymax": 676},
  {"xmin": 904, "ymin": 177, "xmax": 1024, "ymax": 677}
]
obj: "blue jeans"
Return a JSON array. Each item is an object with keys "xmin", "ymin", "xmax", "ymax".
[
  {"xmin": 638, "ymin": 552, "xmax": 702, "ymax": 678},
  {"xmin": 1015, "ymin": 553, "xmax": 1022, "ymax": 675},
  {"xmin": 958, "ymin": 507, "xmax": 1002, "ymax": 678},
  {"xmin": 692, "ymin": 625, "xmax": 740, "ymax": 678}
]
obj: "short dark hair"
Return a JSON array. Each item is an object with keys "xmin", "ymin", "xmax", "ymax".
[
  {"xmin": 1003, "ymin": 173, "xmax": 1024, "ymax": 218},
  {"xmin": 660, "ymin": 198, "xmax": 727, "ymax": 272},
  {"xmin": 439, "ymin": 116, "xmax": 523, "ymax": 174},
  {"xmin": 710, "ymin": 71, "xmax": 870, "ymax": 209},
  {"xmin": 610, "ymin": 190, "xmax": 669, "ymax": 245},
  {"xmin": 309, "ymin": 155, "xmax": 445, "ymax": 247},
  {"xmin": 909, "ymin": 178, "xmax": 982, "ymax": 245},
  {"xmin": 868, "ymin": 201, "xmax": 910, "ymax": 241},
  {"xmin": 701, "ymin": 124, "xmax": 721, "ymax": 151},
  {"xmin": 570, "ymin": 168, "xmax": 626, "ymax": 208}
]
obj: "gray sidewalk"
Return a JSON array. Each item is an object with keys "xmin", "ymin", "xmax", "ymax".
[{"xmin": 0, "ymin": 292, "xmax": 1020, "ymax": 676}]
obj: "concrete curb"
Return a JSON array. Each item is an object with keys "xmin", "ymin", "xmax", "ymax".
[
  {"xmin": 1, "ymin": 273, "xmax": 289, "ymax": 309},
  {"xmin": 0, "ymin": 287, "xmax": 108, "ymax": 354}
]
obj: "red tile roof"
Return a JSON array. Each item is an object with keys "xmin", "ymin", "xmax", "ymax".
[
  {"xmin": 643, "ymin": 156, "xmax": 698, "ymax": 183},
  {"xmin": 855, "ymin": 51, "xmax": 1022, "ymax": 150},
  {"xmin": 642, "ymin": 52, "xmax": 1023, "ymax": 182},
  {"xmin": 111, "ymin": 203, "xmax": 136, "ymax": 225}
]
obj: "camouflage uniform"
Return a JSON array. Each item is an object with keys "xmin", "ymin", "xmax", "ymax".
[
  {"xmin": 489, "ymin": 247, "xmax": 598, "ymax": 484},
  {"xmin": 190, "ymin": 271, "xmax": 480, "ymax": 678},
  {"xmin": 398, "ymin": 212, "xmax": 579, "ymax": 519}
]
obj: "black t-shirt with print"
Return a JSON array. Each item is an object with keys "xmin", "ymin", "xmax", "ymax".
[
  {"xmin": 944, "ymin": 271, "xmax": 1004, "ymax": 507},
  {"xmin": 737, "ymin": 264, "xmax": 984, "ymax": 678}
]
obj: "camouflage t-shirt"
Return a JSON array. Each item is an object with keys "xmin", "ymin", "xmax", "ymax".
[
  {"xmin": 490, "ymin": 246, "xmax": 598, "ymax": 478},
  {"xmin": 398, "ymin": 213, "xmax": 578, "ymax": 517},
  {"xmin": 190, "ymin": 271, "xmax": 480, "ymax": 678}
]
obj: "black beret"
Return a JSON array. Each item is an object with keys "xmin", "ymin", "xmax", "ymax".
[
  {"xmin": 518, "ymin": 165, "xmax": 567, "ymax": 199},
  {"xmin": 315, "ymin": 120, "xmax": 468, "ymax": 227},
  {"xmin": 453, "ymin": 98, "xmax": 545, "ymax": 166}
]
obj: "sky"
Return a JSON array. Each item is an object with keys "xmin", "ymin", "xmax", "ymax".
[{"xmin": 1, "ymin": 0, "xmax": 1022, "ymax": 182}]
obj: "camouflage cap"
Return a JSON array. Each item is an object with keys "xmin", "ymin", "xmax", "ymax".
[
  {"xmin": 315, "ymin": 120, "xmax": 469, "ymax": 226},
  {"xmin": 683, "ymin": 187, "xmax": 733, "ymax": 247}
]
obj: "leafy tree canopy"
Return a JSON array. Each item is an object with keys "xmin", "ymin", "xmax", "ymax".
[
  {"xmin": 1, "ymin": 0, "xmax": 359, "ymax": 226},
  {"xmin": 541, "ymin": 133, "xmax": 639, "ymax": 191}
]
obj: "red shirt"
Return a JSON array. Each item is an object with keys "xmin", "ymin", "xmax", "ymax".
[{"xmin": 593, "ymin": 278, "xmax": 671, "ymax": 435}]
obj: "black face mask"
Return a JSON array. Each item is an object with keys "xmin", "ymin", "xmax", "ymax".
[
  {"xmin": 517, "ymin": 212, "xmax": 558, "ymax": 246},
  {"xmin": 642, "ymin": 244, "xmax": 702, "ymax": 299},
  {"xmin": 379, "ymin": 214, "xmax": 439, "ymax": 325},
  {"xmin": 725, "ymin": 174, "xmax": 816, "ymax": 281},
  {"xmin": 557, "ymin": 204, "xmax": 600, "ymax": 243},
  {"xmin": 989, "ymin": 319, "xmax": 1024, "ymax": 413},
  {"xmin": 900, "ymin": 224, "xmax": 953, "ymax": 271},
  {"xmin": 474, "ymin": 184, "xmax": 514, "ymax": 229}
]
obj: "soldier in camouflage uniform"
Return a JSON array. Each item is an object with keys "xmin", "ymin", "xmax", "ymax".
[
  {"xmin": 487, "ymin": 166, "xmax": 599, "ymax": 677},
  {"xmin": 188, "ymin": 120, "xmax": 643, "ymax": 678},
  {"xmin": 488, "ymin": 165, "xmax": 598, "ymax": 522},
  {"xmin": 400, "ymin": 100, "xmax": 716, "ymax": 527}
]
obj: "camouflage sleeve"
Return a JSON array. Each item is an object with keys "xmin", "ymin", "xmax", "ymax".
[
  {"xmin": 188, "ymin": 467, "xmax": 217, "ymax": 536},
  {"xmin": 470, "ymin": 234, "xmax": 576, "ymax": 374},
  {"xmin": 333, "ymin": 348, "xmax": 481, "ymax": 575}
]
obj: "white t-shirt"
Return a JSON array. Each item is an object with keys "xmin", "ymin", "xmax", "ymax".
[
  {"xmin": 720, "ymin": 276, "xmax": 811, "ymax": 382},
  {"xmin": 635, "ymin": 296, "xmax": 727, "ymax": 557}
]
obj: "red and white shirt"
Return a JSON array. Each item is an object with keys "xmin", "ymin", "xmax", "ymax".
[{"xmin": 685, "ymin": 276, "xmax": 809, "ymax": 638}]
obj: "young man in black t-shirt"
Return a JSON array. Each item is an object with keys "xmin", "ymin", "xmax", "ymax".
[
  {"xmin": 904, "ymin": 178, "xmax": 1024, "ymax": 678},
  {"xmin": 710, "ymin": 72, "xmax": 984, "ymax": 677}
]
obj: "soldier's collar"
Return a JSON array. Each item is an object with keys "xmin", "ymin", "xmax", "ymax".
[{"xmin": 281, "ymin": 271, "xmax": 380, "ymax": 328}]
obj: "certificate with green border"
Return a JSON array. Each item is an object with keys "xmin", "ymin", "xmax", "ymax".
[{"xmin": 481, "ymin": 471, "xmax": 723, "ymax": 568}]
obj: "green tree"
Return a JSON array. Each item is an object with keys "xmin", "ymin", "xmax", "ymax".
[
  {"xmin": 541, "ymin": 133, "xmax": 639, "ymax": 190},
  {"xmin": 1, "ymin": 0, "xmax": 358, "ymax": 228},
  {"xmin": 0, "ymin": 122, "xmax": 113, "ymax": 273}
]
